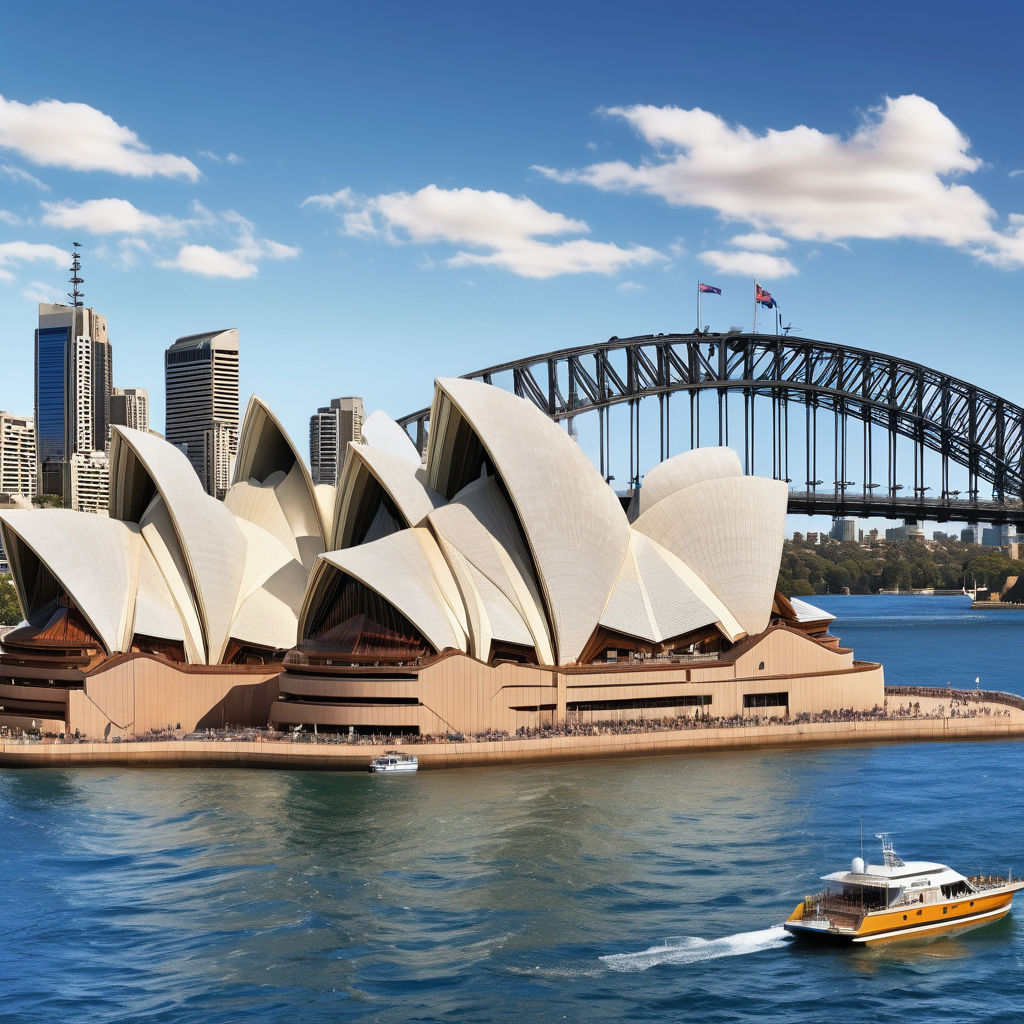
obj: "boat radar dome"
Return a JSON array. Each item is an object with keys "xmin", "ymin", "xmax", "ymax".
[{"xmin": 852, "ymin": 857, "xmax": 866, "ymax": 874}]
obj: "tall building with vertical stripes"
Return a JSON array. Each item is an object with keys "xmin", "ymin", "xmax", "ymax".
[
  {"xmin": 110, "ymin": 387, "xmax": 150, "ymax": 433},
  {"xmin": 35, "ymin": 302, "xmax": 112, "ymax": 506},
  {"xmin": 309, "ymin": 396, "xmax": 363, "ymax": 486},
  {"xmin": 164, "ymin": 329, "xmax": 239, "ymax": 497},
  {"xmin": 0, "ymin": 412, "xmax": 36, "ymax": 501}
]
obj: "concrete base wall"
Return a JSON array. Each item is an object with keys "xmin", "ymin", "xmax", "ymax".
[
  {"xmin": 274, "ymin": 626, "xmax": 885, "ymax": 736},
  {"xmin": 65, "ymin": 656, "xmax": 281, "ymax": 739},
  {"xmin": 1, "ymin": 714, "xmax": 1021, "ymax": 770}
]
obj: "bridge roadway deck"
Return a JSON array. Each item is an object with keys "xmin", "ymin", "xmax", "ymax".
[{"xmin": 784, "ymin": 492, "xmax": 1024, "ymax": 524}]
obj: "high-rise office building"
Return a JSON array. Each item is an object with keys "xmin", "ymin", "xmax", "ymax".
[
  {"xmin": 67, "ymin": 451, "xmax": 110, "ymax": 515},
  {"xmin": 0, "ymin": 412, "xmax": 37, "ymax": 500},
  {"xmin": 203, "ymin": 420, "xmax": 235, "ymax": 500},
  {"xmin": 309, "ymin": 396, "xmax": 364, "ymax": 486},
  {"xmin": 110, "ymin": 387, "xmax": 150, "ymax": 433},
  {"xmin": 829, "ymin": 517, "xmax": 857, "ymax": 542},
  {"xmin": 34, "ymin": 249, "xmax": 113, "ymax": 507},
  {"xmin": 165, "ymin": 329, "xmax": 239, "ymax": 497}
]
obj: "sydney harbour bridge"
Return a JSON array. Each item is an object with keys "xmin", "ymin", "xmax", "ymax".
[{"xmin": 398, "ymin": 332, "xmax": 1024, "ymax": 527}]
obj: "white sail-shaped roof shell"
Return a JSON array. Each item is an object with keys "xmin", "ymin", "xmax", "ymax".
[
  {"xmin": 637, "ymin": 447, "xmax": 742, "ymax": 518},
  {"xmin": 332, "ymin": 441, "xmax": 446, "ymax": 550},
  {"xmin": 313, "ymin": 528, "xmax": 469, "ymax": 654},
  {"xmin": 137, "ymin": 495, "xmax": 206, "ymax": 663},
  {"xmin": 229, "ymin": 518, "xmax": 308, "ymax": 651},
  {"xmin": 633, "ymin": 476, "xmax": 788, "ymax": 636},
  {"xmin": 361, "ymin": 408, "xmax": 422, "ymax": 464},
  {"xmin": 0, "ymin": 509, "xmax": 140, "ymax": 654},
  {"xmin": 133, "ymin": 542, "xmax": 187, "ymax": 646},
  {"xmin": 231, "ymin": 396, "xmax": 328, "ymax": 559},
  {"xmin": 789, "ymin": 597, "xmax": 836, "ymax": 624},
  {"xmin": 426, "ymin": 475, "xmax": 554, "ymax": 664},
  {"xmin": 600, "ymin": 532, "xmax": 743, "ymax": 644},
  {"xmin": 110, "ymin": 426, "xmax": 246, "ymax": 664},
  {"xmin": 426, "ymin": 377, "xmax": 630, "ymax": 665}
]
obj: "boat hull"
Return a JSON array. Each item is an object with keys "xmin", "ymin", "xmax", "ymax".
[{"xmin": 785, "ymin": 888, "xmax": 1017, "ymax": 945}]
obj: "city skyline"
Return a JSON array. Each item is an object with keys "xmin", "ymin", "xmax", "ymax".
[{"xmin": 3, "ymin": 2, "xmax": 1024, "ymax": 531}]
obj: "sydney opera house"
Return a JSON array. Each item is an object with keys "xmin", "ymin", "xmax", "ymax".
[{"xmin": 0, "ymin": 378, "xmax": 883, "ymax": 740}]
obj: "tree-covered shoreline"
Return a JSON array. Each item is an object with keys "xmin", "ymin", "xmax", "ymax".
[{"xmin": 779, "ymin": 536, "xmax": 1024, "ymax": 597}]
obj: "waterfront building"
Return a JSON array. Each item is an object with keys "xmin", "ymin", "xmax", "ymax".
[
  {"xmin": 165, "ymin": 329, "xmax": 239, "ymax": 496},
  {"xmin": 0, "ymin": 379, "xmax": 884, "ymax": 740},
  {"xmin": 0, "ymin": 413, "xmax": 37, "ymax": 501},
  {"xmin": 110, "ymin": 387, "xmax": 150, "ymax": 433},
  {"xmin": 310, "ymin": 396, "xmax": 364, "ymax": 486},
  {"xmin": 35, "ymin": 298, "xmax": 113, "ymax": 504},
  {"xmin": 806, "ymin": 532, "xmax": 819, "ymax": 545},
  {"xmin": 962, "ymin": 525, "xmax": 979, "ymax": 544}
]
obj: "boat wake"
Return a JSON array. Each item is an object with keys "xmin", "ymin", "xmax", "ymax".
[{"xmin": 600, "ymin": 926, "xmax": 791, "ymax": 971}]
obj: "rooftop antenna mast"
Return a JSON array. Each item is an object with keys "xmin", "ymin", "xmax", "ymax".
[{"xmin": 68, "ymin": 242, "xmax": 84, "ymax": 307}]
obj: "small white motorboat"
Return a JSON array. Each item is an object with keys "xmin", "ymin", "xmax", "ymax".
[{"xmin": 368, "ymin": 750, "xmax": 419, "ymax": 774}]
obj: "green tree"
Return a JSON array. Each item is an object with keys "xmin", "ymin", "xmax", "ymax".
[{"xmin": 0, "ymin": 574, "xmax": 22, "ymax": 625}]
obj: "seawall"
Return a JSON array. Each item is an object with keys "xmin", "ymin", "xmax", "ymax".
[{"xmin": 2, "ymin": 715, "xmax": 1022, "ymax": 770}]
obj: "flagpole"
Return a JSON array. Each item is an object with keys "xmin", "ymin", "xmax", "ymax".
[
  {"xmin": 752, "ymin": 278, "xmax": 758, "ymax": 334},
  {"xmin": 697, "ymin": 280, "xmax": 701, "ymax": 334}
]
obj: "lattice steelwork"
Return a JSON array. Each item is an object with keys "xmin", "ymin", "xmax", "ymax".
[{"xmin": 398, "ymin": 333, "xmax": 1024, "ymax": 524}]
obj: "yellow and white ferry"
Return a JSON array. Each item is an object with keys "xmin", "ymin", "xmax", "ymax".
[{"xmin": 785, "ymin": 833, "xmax": 1023, "ymax": 945}]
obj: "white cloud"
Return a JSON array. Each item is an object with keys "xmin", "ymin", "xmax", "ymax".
[
  {"xmin": 0, "ymin": 94, "xmax": 200, "ymax": 180},
  {"xmin": 163, "ymin": 245, "xmax": 258, "ymax": 279},
  {"xmin": 699, "ymin": 250, "xmax": 798, "ymax": 278},
  {"xmin": 538, "ymin": 95, "xmax": 1024, "ymax": 268},
  {"xmin": 159, "ymin": 215, "xmax": 299, "ymax": 279},
  {"xmin": 729, "ymin": 232, "xmax": 787, "ymax": 251},
  {"xmin": 114, "ymin": 237, "xmax": 152, "ymax": 268},
  {"xmin": 22, "ymin": 279, "xmax": 60, "ymax": 303},
  {"xmin": 668, "ymin": 237, "xmax": 687, "ymax": 257},
  {"xmin": 199, "ymin": 150, "xmax": 244, "ymax": 165},
  {"xmin": 616, "ymin": 280, "xmax": 645, "ymax": 292},
  {"xmin": 41, "ymin": 198, "xmax": 188, "ymax": 236},
  {"xmin": 0, "ymin": 240, "xmax": 67, "ymax": 284},
  {"xmin": 304, "ymin": 183, "xmax": 662, "ymax": 278},
  {"xmin": 1, "ymin": 163, "xmax": 49, "ymax": 190},
  {"xmin": 0, "ymin": 209, "xmax": 20, "ymax": 225},
  {"xmin": 34, "ymin": 197, "xmax": 297, "ymax": 279}
]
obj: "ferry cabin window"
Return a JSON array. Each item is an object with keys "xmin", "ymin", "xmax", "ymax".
[
  {"xmin": 743, "ymin": 692, "xmax": 789, "ymax": 709},
  {"xmin": 941, "ymin": 880, "xmax": 972, "ymax": 899}
]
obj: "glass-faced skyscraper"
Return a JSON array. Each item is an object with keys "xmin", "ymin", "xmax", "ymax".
[
  {"xmin": 34, "ymin": 302, "xmax": 112, "ymax": 502},
  {"xmin": 165, "ymin": 329, "xmax": 239, "ymax": 498}
]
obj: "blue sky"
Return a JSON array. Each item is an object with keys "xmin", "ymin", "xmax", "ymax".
[{"xmin": 2, "ymin": 0, "xmax": 1024, "ymax": 531}]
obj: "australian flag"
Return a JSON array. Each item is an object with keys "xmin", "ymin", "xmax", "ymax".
[
  {"xmin": 755, "ymin": 282, "xmax": 776, "ymax": 308},
  {"xmin": 699, "ymin": 282, "xmax": 722, "ymax": 295}
]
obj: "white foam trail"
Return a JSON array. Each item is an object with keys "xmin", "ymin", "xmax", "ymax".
[{"xmin": 600, "ymin": 926, "xmax": 791, "ymax": 971}]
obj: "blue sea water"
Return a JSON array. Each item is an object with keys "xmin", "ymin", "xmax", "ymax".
[{"xmin": 2, "ymin": 595, "xmax": 1024, "ymax": 1023}]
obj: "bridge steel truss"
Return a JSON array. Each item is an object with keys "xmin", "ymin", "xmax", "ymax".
[{"xmin": 398, "ymin": 332, "xmax": 1024, "ymax": 524}]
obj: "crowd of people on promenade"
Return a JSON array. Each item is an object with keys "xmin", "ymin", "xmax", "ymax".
[{"xmin": 1, "ymin": 695, "xmax": 1011, "ymax": 746}]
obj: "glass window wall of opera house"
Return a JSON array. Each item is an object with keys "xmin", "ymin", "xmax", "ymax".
[{"xmin": 0, "ymin": 378, "xmax": 882, "ymax": 741}]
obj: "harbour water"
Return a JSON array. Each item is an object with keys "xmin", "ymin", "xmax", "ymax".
[{"xmin": 2, "ymin": 595, "xmax": 1024, "ymax": 1023}]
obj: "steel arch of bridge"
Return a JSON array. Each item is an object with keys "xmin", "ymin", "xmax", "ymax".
[{"xmin": 398, "ymin": 332, "xmax": 1024, "ymax": 524}]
